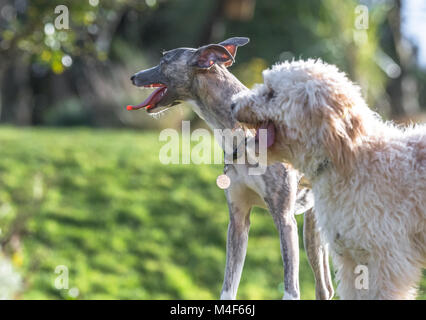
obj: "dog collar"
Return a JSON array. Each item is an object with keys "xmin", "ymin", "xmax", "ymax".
[{"xmin": 231, "ymin": 136, "xmax": 248, "ymax": 160}]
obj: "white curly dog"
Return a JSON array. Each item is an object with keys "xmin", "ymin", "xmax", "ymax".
[{"xmin": 232, "ymin": 59, "xmax": 426, "ymax": 299}]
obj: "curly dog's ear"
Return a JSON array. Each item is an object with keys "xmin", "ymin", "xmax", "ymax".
[
  {"xmin": 314, "ymin": 87, "xmax": 366, "ymax": 175},
  {"xmin": 302, "ymin": 81, "xmax": 365, "ymax": 174}
]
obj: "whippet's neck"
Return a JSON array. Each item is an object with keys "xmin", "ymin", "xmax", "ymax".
[{"xmin": 190, "ymin": 65, "xmax": 248, "ymax": 131}]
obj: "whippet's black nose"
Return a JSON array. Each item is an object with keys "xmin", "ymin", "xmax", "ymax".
[{"xmin": 130, "ymin": 75, "xmax": 135, "ymax": 83}]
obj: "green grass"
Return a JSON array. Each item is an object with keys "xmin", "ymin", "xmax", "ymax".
[{"xmin": 0, "ymin": 126, "xmax": 424, "ymax": 300}]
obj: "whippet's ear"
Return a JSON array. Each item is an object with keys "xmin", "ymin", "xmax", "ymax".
[
  {"xmin": 218, "ymin": 37, "xmax": 250, "ymax": 62},
  {"xmin": 188, "ymin": 44, "xmax": 234, "ymax": 69}
]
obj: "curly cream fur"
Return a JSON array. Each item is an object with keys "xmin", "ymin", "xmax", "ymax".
[{"xmin": 232, "ymin": 59, "xmax": 426, "ymax": 299}]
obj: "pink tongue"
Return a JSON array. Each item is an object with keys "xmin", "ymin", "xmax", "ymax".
[
  {"xmin": 256, "ymin": 122, "xmax": 275, "ymax": 148},
  {"xmin": 127, "ymin": 86, "xmax": 167, "ymax": 110}
]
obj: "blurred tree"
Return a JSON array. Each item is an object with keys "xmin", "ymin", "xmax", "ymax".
[
  {"xmin": 0, "ymin": 0, "xmax": 424, "ymax": 126},
  {"xmin": 0, "ymin": 0, "xmax": 147, "ymax": 125},
  {"xmin": 381, "ymin": 0, "xmax": 421, "ymax": 117}
]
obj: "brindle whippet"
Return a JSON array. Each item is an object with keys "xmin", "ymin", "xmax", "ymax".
[{"xmin": 130, "ymin": 37, "xmax": 333, "ymax": 300}]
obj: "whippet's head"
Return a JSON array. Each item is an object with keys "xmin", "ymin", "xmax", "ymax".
[{"xmin": 129, "ymin": 37, "xmax": 249, "ymax": 114}]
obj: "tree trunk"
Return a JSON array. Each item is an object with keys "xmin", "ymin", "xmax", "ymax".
[{"xmin": 386, "ymin": 0, "xmax": 420, "ymax": 118}]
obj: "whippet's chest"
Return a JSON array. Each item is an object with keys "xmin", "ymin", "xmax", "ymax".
[{"xmin": 224, "ymin": 163, "xmax": 268, "ymax": 197}]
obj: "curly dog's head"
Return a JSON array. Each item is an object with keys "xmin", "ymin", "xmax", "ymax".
[{"xmin": 232, "ymin": 59, "xmax": 373, "ymax": 176}]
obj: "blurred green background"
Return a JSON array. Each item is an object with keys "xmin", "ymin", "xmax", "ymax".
[{"xmin": 0, "ymin": 0, "xmax": 425, "ymax": 299}]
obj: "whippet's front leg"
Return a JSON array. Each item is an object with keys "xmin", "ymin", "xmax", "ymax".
[
  {"xmin": 220, "ymin": 188, "xmax": 252, "ymax": 300},
  {"xmin": 263, "ymin": 167, "xmax": 300, "ymax": 299},
  {"xmin": 266, "ymin": 200, "xmax": 300, "ymax": 299},
  {"xmin": 303, "ymin": 208, "xmax": 334, "ymax": 299}
]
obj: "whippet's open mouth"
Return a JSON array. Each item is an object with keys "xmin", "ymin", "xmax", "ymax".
[
  {"xmin": 128, "ymin": 65, "xmax": 180, "ymax": 113},
  {"xmin": 127, "ymin": 83, "xmax": 169, "ymax": 112}
]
